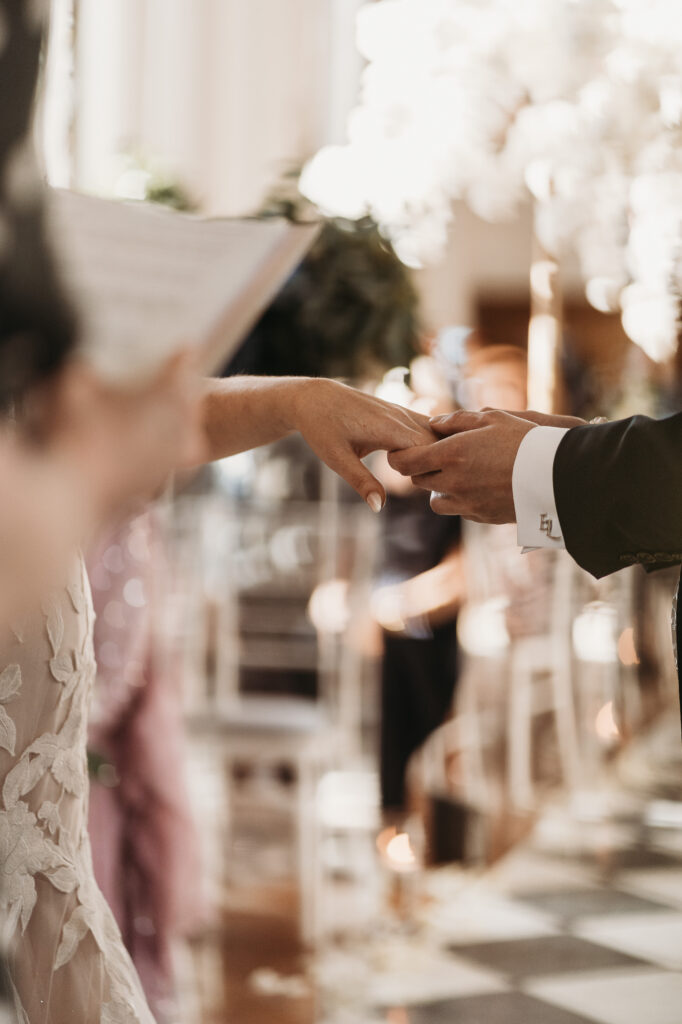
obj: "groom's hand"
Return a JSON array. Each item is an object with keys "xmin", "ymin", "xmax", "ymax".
[{"xmin": 387, "ymin": 409, "xmax": 536, "ymax": 522}]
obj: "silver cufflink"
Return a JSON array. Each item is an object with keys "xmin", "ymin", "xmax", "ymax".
[{"xmin": 540, "ymin": 513, "xmax": 561, "ymax": 541}]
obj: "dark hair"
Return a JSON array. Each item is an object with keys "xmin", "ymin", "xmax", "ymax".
[
  {"xmin": 0, "ymin": 303, "xmax": 77, "ymax": 413},
  {"xmin": 0, "ymin": 0, "xmax": 79, "ymax": 411},
  {"xmin": 0, "ymin": 210, "xmax": 79, "ymax": 412}
]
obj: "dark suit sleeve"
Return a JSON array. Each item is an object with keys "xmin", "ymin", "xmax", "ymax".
[{"xmin": 553, "ymin": 413, "xmax": 682, "ymax": 580}]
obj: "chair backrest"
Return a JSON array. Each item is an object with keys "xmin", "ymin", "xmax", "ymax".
[{"xmin": 163, "ymin": 473, "xmax": 380, "ymax": 753}]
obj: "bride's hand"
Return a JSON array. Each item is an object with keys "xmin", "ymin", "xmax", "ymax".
[{"xmin": 290, "ymin": 378, "xmax": 437, "ymax": 510}]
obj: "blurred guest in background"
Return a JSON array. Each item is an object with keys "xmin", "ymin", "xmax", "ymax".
[
  {"xmin": 374, "ymin": 481, "xmax": 463, "ymax": 814},
  {"xmin": 371, "ymin": 362, "xmax": 463, "ymax": 815},
  {"xmin": 405, "ymin": 342, "xmax": 561, "ymax": 857},
  {"xmin": 459, "ymin": 343, "xmax": 556, "ymax": 641},
  {"xmin": 88, "ymin": 514, "xmax": 201, "ymax": 1023}
]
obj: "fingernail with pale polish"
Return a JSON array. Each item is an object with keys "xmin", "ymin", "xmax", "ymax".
[{"xmin": 367, "ymin": 492, "xmax": 384, "ymax": 513}]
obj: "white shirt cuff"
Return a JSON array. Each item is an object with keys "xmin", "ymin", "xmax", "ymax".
[{"xmin": 512, "ymin": 426, "xmax": 569, "ymax": 550}]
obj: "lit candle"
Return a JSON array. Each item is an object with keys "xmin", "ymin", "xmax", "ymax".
[
  {"xmin": 377, "ymin": 825, "xmax": 422, "ymax": 925},
  {"xmin": 385, "ymin": 832, "xmax": 418, "ymax": 873}
]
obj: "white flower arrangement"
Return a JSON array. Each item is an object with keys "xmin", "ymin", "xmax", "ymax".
[{"xmin": 301, "ymin": 0, "xmax": 682, "ymax": 362}]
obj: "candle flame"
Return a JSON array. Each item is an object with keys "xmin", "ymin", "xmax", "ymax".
[
  {"xmin": 617, "ymin": 627, "xmax": 640, "ymax": 666},
  {"xmin": 376, "ymin": 826, "xmax": 397, "ymax": 856},
  {"xmin": 595, "ymin": 700, "xmax": 620, "ymax": 741},
  {"xmin": 385, "ymin": 832, "xmax": 417, "ymax": 869}
]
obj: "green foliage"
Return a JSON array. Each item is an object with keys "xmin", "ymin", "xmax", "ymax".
[
  {"xmin": 227, "ymin": 175, "xmax": 421, "ymax": 381},
  {"xmin": 145, "ymin": 180, "xmax": 195, "ymax": 212}
]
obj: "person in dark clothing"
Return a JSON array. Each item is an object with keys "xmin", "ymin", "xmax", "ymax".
[{"xmin": 377, "ymin": 490, "xmax": 462, "ymax": 811}]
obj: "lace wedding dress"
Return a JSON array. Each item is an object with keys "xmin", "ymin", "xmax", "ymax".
[{"xmin": 0, "ymin": 556, "xmax": 155, "ymax": 1024}]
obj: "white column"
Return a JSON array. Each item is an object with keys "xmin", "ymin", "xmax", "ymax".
[
  {"xmin": 202, "ymin": 0, "xmax": 333, "ymax": 214},
  {"xmin": 73, "ymin": 0, "xmax": 144, "ymax": 193},
  {"xmin": 137, "ymin": 0, "xmax": 207, "ymax": 193},
  {"xmin": 324, "ymin": 0, "xmax": 365, "ymax": 145},
  {"xmin": 71, "ymin": 0, "xmax": 339, "ymax": 212},
  {"xmin": 43, "ymin": 0, "xmax": 77, "ymax": 187}
]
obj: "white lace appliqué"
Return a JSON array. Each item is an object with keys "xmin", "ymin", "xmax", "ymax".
[{"xmin": 0, "ymin": 559, "xmax": 154, "ymax": 1023}]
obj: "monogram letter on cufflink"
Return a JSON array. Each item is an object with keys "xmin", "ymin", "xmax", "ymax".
[{"xmin": 540, "ymin": 513, "xmax": 561, "ymax": 541}]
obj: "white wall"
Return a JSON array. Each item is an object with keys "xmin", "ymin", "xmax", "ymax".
[
  {"xmin": 72, "ymin": 0, "xmax": 364, "ymax": 214},
  {"xmin": 414, "ymin": 202, "xmax": 534, "ymax": 330},
  {"xmin": 65, "ymin": 1, "xmax": 587, "ymax": 329}
]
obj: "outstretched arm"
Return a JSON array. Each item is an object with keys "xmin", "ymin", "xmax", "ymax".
[{"xmin": 200, "ymin": 375, "xmax": 437, "ymax": 510}]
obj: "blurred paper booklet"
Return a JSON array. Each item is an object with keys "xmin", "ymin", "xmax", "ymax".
[{"xmin": 47, "ymin": 188, "xmax": 319, "ymax": 383}]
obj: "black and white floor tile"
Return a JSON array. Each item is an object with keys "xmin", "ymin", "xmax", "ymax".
[{"xmin": 392, "ymin": 836, "xmax": 682, "ymax": 1024}]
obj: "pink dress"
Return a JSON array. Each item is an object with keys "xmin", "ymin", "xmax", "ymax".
[{"xmin": 87, "ymin": 515, "xmax": 202, "ymax": 1021}]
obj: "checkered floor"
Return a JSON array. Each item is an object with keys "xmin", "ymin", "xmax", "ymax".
[
  {"xmin": 227, "ymin": 718, "xmax": 682, "ymax": 1024},
  {"xmin": 391, "ymin": 823, "xmax": 682, "ymax": 1024}
]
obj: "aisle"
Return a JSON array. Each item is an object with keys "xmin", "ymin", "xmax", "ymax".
[
  {"xmin": 181, "ymin": 709, "xmax": 682, "ymax": 1023},
  {"xmin": 185, "ymin": 796, "xmax": 682, "ymax": 1023},
  {"xmin": 407, "ymin": 833, "xmax": 682, "ymax": 1023}
]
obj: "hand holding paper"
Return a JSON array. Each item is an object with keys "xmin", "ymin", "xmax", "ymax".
[
  {"xmin": 46, "ymin": 188, "xmax": 438, "ymax": 516},
  {"xmin": 47, "ymin": 188, "xmax": 319, "ymax": 383}
]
